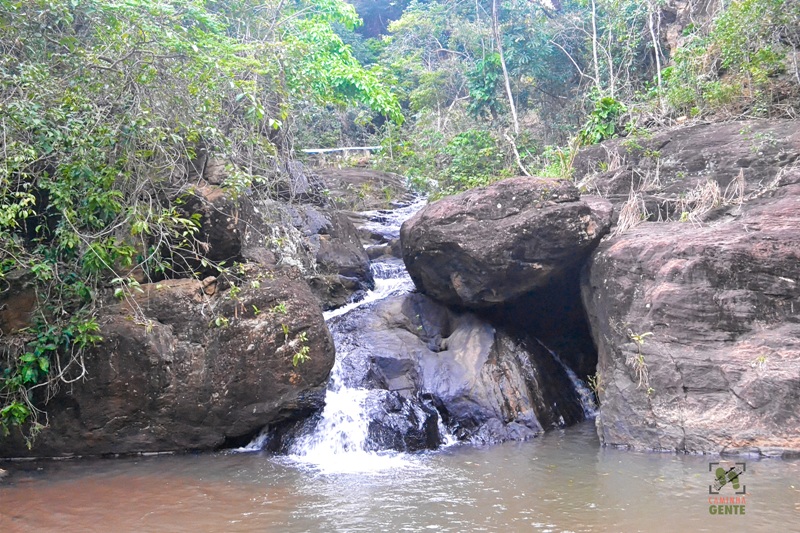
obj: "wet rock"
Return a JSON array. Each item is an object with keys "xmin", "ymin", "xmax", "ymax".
[
  {"xmin": 581, "ymin": 166, "xmax": 800, "ymax": 455},
  {"xmin": 330, "ymin": 292, "xmax": 587, "ymax": 444},
  {"xmin": 364, "ymin": 390, "xmax": 440, "ymax": 452},
  {"xmin": 400, "ymin": 177, "xmax": 612, "ymax": 308},
  {"xmin": 0, "ymin": 265, "xmax": 335, "ymax": 458},
  {"xmin": 366, "ymin": 238, "xmax": 403, "ymax": 261}
]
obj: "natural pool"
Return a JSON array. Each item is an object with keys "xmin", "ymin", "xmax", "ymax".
[{"xmin": 1, "ymin": 420, "xmax": 798, "ymax": 532}]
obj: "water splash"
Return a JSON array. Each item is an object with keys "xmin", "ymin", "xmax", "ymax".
[{"xmin": 323, "ymin": 260, "xmax": 414, "ymax": 320}]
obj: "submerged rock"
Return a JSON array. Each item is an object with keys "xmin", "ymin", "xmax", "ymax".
[
  {"xmin": 582, "ymin": 166, "xmax": 800, "ymax": 456},
  {"xmin": 400, "ymin": 177, "xmax": 612, "ymax": 308}
]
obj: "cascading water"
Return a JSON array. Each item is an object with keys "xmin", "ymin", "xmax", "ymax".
[
  {"xmin": 536, "ymin": 340, "xmax": 598, "ymax": 418},
  {"xmin": 287, "ymin": 200, "xmax": 432, "ymax": 472},
  {"xmin": 246, "ymin": 197, "xmax": 596, "ymax": 472}
]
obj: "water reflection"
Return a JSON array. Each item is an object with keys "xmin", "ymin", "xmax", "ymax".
[{"xmin": 1, "ymin": 421, "xmax": 798, "ymax": 532}]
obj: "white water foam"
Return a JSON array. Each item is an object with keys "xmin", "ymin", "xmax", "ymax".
[
  {"xmin": 288, "ymin": 199, "xmax": 428, "ymax": 473},
  {"xmin": 323, "ymin": 262, "xmax": 414, "ymax": 320}
]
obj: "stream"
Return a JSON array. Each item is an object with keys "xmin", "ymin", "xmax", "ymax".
[{"xmin": 1, "ymin": 200, "xmax": 798, "ymax": 532}]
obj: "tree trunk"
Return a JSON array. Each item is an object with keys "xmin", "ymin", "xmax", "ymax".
[{"xmin": 492, "ymin": 0, "xmax": 520, "ymax": 135}]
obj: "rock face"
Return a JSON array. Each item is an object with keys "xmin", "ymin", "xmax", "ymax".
[
  {"xmin": 573, "ymin": 120, "xmax": 800, "ymax": 219},
  {"xmin": 582, "ymin": 166, "xmax": 800, "ymax": 456},
  {"xmin": 0, "ymin": 265, "xmax": 335, "ymax": 458},
  {"xmin": 287, "ymin": 204, "xmax": 374, "ymax": 309},
  {"xmin": 332, "ymin": 292, "xmax": 588, "ymax": 444},
  {"xmin": 400, "ymin": 177, "xmax": 613, "ymax": 308},
  {"xmin": 363, "ymin": 390, "xmax": 440, "ymax": 451},
  {"xmin": 183, "ymin": 183, "xmax": 374, "ymax": 311},
  {"xmin": 316, "ymin": 167, "xmax": 413, "ymax": 210}
]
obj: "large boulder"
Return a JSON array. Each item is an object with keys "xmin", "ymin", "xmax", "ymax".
[
  {"xmin": 0, "ymin": 265, "xmax": 335, "ymax": 458},
  {"xmin": 581, "ymin": 166, "xmax": 800, "ymax": 456},
  {"xmin": 330, "ymin": 292, "xmax": 588, "ymax": 444},
  {"xmin": 400, "ymin": 177, "xmax": 612, "ymax": 308}
]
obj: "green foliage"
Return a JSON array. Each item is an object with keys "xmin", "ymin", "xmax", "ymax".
[
  {"xmin": 441, "ymin": 130, "xmax": 507, "ymax": 193},
  {"xmin": 578, "ymin": 96, "xmax": 627, "ymax": 145},
  {"xmin": 0, "ymin": 0, "xmax": 402, "ymax": 444},
  {"xmin": 466, "ymin": 54, "xmax": 503, "ymax": 118},
  {"xmin": 664, "ymin": 0, "xmax": 799, "ymax": 115}
]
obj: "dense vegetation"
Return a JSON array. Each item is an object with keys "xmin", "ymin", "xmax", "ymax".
[
  {"xmin": 0, "ymin": 0, "xmax": 797, "ymax": 443},
  {"xmin": 0, "ymin": 0, "xmax": 400, "ymax": 441},
  {"xmin": 304, "ymin": 0, "xmax": 799, "ymax": 193}
]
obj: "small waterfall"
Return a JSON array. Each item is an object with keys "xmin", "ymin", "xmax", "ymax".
[
  {"xmin": 323, "ymin": 260, "xmax": 413, "ymax": 320},
  {"xmin": 537, "ymin": 340, "xmax": 598, "ymax": 418},
  {"xmin": 287, "ymin": 199, "xmax": 427, "ymax": 472},
  {"xmin": 241, "ymin": 196, "xmax": 595, "ymax": 467}
]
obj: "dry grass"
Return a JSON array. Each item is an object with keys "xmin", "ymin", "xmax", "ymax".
[
  {"xmin": 667, "ymin": 178, "xmax": 722, "ymax": 225},
  {"xmin": 612, "ymin": 187, "xmax": 650, "ymax": 236},
  {"xmin": 723, "ymin": 168, "xmax": 746, "ymax": 208}
]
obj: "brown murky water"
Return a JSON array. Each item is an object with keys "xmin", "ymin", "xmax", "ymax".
[{"xmin": 1, "ymin": 421, "xmax": 798, "ymax": 533}]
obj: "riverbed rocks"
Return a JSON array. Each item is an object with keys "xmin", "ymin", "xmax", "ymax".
[
  {"xmin": 316, "ymin": 167, "xmax": 413, "ymax": 210},
  {"xmin": 0, "ymin": 265, "xmax": 335, "ymax": 458},
  {"xmin": 331, "ymin": 292, "xmax": 587, "ymax": 445},
  {"xmin": 288, "ymin": 205, "xmax": 374, "ymax": 309},
  {"xmin": 581, "ymin": 165, "xmax": 800, "ymax": 456},
  {"xmin": 400, "ymin": 177, "xmax": 612, "ymax": 309}
]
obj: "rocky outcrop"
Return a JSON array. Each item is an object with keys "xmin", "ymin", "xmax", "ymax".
[
  {"xmin": 182, "ymin": 183, "xmax": 373, "ymax": 310},
  {"xmin": 0, "ymin": 265, "xmax": 335, "ymax": 458},
  {"xmin": 316, "ymin": 168, "xmax": 413, "ymax": 211},
  {"xmin": 573, "ymin": 120, "xmax": 800, "ymax": 220},
  {"xmin": 364, "ymin": 390, "xmax": 441, "ymax": 451},
  {"xmin": 400, "ymin": 177, "xmax": 613, "ymax": 309},
  {"xmin": 286, "ymin": 205, "xmax": 374, "ymax": 309},
  {"xmin": 582, "ymin": 165, "xmax": 800, "ymax": 456},
  {"xmin": 331, "ymin": 292, "xmax": 588, "ymax": 444}
]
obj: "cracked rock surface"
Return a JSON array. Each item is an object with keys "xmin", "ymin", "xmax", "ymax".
[{"xmin": 581, "ymin": 166, "xmax": 800, "ymax": 456}]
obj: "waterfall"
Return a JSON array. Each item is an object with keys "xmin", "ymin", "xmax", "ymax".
[
  {"xmin": 287, "ymin": 199, "xmax": 432, "ymax": 472},
  {"xmin": 537, "ymin": 340, "xmax": 598, "ymax": 418},
  {"xmin": 240, "ymin": 196, "xmax": 595, "ymax": 469}
]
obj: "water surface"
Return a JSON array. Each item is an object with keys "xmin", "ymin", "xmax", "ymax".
[{"xmin": 2, "ymin": 421, "xmax": 797, "ymax": 532}]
